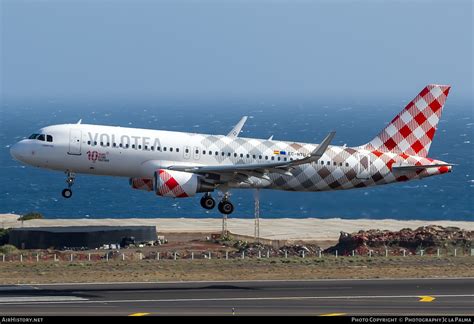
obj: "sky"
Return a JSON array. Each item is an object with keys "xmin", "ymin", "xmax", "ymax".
[{"xmin": 1, "ymin": 0, "xmax": 473, "ymax": 101}]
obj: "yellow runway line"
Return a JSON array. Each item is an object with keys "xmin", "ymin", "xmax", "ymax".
[
  {"xmin": 418, "ymin": 296, "xmax": 436, "ymax": 302},
  {"xmin": 319, "ymin": 313, "xmax": 347, "ymax": 316},
  {"xmin": 128, "ymin": 313, "xmax": 151, "ymax": 316}
]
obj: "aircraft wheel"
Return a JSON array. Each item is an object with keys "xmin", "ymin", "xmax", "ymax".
[
  {"xmin": 62, "ymin": 188, "xmax": 73, "ymax": 199},
  {"xmin": 218, "ymin": 200, "xmax": 234, "ymax": 215},
  {"xmin": 200, "ymin": 195, "xmax": 216, "ymax": 210}
]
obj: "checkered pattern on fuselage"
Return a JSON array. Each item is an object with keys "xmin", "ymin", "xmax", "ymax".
[{"xmin": 192, "ymin": 135, "xmax": 449, "ymax": 192}]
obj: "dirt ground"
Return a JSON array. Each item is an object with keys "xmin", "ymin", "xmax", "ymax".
[
  {"xmin": 1, "ymin": 232, "xmax": 473, "ymax": 284},
  {"xmin": 1, "ymin": 257, "xmax": 473, "ymax": 285}
]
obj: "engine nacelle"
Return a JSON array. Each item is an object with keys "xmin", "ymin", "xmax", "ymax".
[
  {"xmin": 154, "ymin": 169, "xmax": 214, "ymax": 198},
  {"xmin": 129, "ymin": 178, "xmax": 153, "ymax": 191}
]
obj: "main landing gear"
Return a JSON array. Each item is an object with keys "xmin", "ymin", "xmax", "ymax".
[
  {"xmin": 200, "ymin": 193, "xmax": 216, "ymax": 210},
  {"xmin": 61, "ymin": 171, "xmax": 75, "ymax": 199},
  {"xmin": 200, "ymin": 193, "xmax": 234, "ymax": 215}
]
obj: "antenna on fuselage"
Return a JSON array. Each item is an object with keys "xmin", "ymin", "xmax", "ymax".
[{"xmin": 76, "ymin": 119, "xmax": 82, "ymax": 124}]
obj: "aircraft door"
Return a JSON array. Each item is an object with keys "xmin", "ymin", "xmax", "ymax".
[
  {"xmin": 68, "ymin": 129, "xmax": 82, "ymax": 155},
  {"xmin": 356, "ymin": 153, "xmax": 371, "ymax": 179},
  {"xmin": 183, "ymin": 146, "xmax": 191, "ymax": 159}
]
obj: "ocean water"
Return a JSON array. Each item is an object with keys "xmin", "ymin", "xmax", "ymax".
[{"xmin": 0, "ymin": 96, "xmax": 472, "ymax": 220}]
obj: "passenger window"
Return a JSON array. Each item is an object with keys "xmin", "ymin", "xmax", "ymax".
[
  {"xmin": 215, "ymin": 151, "xmax": 218, "ymax": 156},
  {"xmin": 37, "ymin": 134, "xmax": 45, "ymax": 141},
  {"xmin": 170, "ymin": 147, "xmax": 173, "ymax": 152},
  {"xmin": 163, "ymin": 147, "xmax": 167, "ymax": 151},
  {"xmin": 107, "ymin": 142, "xmax": 110, "ymax": 147},
  {"xmin": 176, "ymin": 148, "xmax": 179, "ymax": 153},
  {"xmin": 208, "ymin": 151, "xmax": 212, "ymax": 155},
  {"xmin": 265, "ymin": 156, "xmax": 268, "ymax": 160},
  {"xmin": 113, "ymin": 143, "xmax": 116, "ymax": 147},
  {"xmin": 87, "ymin": 141, "xmax": 91, "ymax": 145},
  {"xmin": 227, "ymin": 152, "xmax": 231, "ymax": 157},
  {"xmin": 246, "ymin": 154, "xmax": 250, "ymax": 158},
  {"xmin": 346, "ymin": 163, "xmax": 349, "ymax": 167},
  {"xmin": 240, "ymin": 153, "xmax": 243, "ymax": 158},
  {"xmin": 151, "ymin": 146, "xmax": 154, "ymax": 151},
  {"xmin": 185, "ymin": 148, "xmax": 189, "ymax": 153},
  {"xmin": 277, "ymin": 156, "xmax": 280, "ymax": 161},
  {"xmin": 284, "ymin": 157, "xmax": 287, "ymax": 161},
  {"xmin": 119, "ymin": 143, "xmax": 123, "ymax": 148},
  {"xmin": 126, "ymin": 144, "xmax": 129, "ymax": 148},
  {"xmin": 327, "ymin": 161, "xmax": 330, "ymax": 166},
  {"xmin": 253, "ymin": 155, "xmax": 256, "ymax": 159},
  {"xmin": 333, "ymin": 162, "xmax": 336, "ymax": 166},
  {"xmin": 271, "ymin": 156, "xmax": 275, "ymax": 161},
  {"xmin": 132, "ymin": 144, "xmax": 136, "ymax": 149},
  {"xmin": 203, "ymin": 150, "xmax": 206, "ymax": 155},
  {"xmin": 195, "ymin": 149, "xmax": 199, "ymax": 154},
  {"xmin": 46, "ymin": 135, "xmax": 53, "ymax": 142},
  {"xmin": 321, "ymin": 161, "xmax": 324, "ymax": 165},
  {"xmin": 339, "ymin": 162, "xmax": 342, "ymax": 166},
  {"xmin": 234, "ymin": 153, "xmax": 237, "ymax": 157},
  {"xmin": 259, "ymin": 155, "xmax": 262, "ymax": 159},
  {"xmin": 144, "ymin": 145, "xmax": 148, "ymax": 150}
]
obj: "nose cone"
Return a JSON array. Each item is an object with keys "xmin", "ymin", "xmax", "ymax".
[
  {"xmin": 10, "ymin": 142, "xmax": 21, "ymax": 161},
  {"xmin": 10, "ymin": 141, "xmax": 30, "ymax": 164}
]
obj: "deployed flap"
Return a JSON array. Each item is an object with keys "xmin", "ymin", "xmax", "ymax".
[
  {"xmin": 227, "ymin": 116, "xmax": 248, "ymax": 138},
  {"xmin": 392, "ymin": 163, "xmax": 453, "ymax": 171}
]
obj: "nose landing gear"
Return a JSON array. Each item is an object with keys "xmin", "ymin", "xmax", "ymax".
[{"xmin": 61, "ymin": 171, "xmax": 76, "ymax": 199}]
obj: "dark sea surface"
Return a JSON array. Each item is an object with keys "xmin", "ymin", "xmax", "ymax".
[{"xmin": 0, "ymin": 96, "xmax": 472, "ymax": 220}]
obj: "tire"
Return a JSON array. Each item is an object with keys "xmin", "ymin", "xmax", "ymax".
[
  {"xmin": 218, "ymin": 201, "xmax": 234, "ymax": 215},
  {"xmin": 200, "ymin": 196, "xmax": 216, "ymax": 210},
  {"xmin": 62, "ymin": 188, "xmax": 73, "ymax": 198}
]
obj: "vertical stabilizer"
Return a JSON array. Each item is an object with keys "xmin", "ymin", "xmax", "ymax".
[{"xmin": 362, "ymin": 84, "xmax": 450, "ymax": 157}]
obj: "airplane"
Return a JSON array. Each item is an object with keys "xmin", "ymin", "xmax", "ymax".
[{"xmin": 10, "ymin": 84, "xmax": 452, "ymax": 215}]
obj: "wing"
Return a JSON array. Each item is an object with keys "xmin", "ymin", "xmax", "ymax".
[
  {"xmin": 227, "ymin": 116, "xmax": 248, "ymax": 138},
  {"xmin": 168, "ymin": 131, "xmax": 336, "ymax": 177}
]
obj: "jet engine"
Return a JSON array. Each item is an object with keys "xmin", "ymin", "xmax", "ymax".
[
  {"xmin": 129, "ymin": 178, "xmax": 154, "ymax": 191},
  {"xmin": 154, "ymin": 169, "xmax": 214, "ymax": 198}
]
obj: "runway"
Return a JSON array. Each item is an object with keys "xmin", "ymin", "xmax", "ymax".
[{"xmin": 0, "ymin": 278, "xmax": 473, "ymax": 316}]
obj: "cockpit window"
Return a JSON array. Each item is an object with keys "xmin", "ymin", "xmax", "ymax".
[{"xmin": 28, "ymin": 133, "xmax": 53, "ymax": 142}]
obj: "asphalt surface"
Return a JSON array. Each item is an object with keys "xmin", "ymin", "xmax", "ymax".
[{"xmin": 0, "ymin": 278, "xmax": 473, "ymax": 316}]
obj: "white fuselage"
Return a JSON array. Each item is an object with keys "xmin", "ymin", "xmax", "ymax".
[{"xmin": 10, "ymin": 123, "xmax": 449, "ymax": 193}]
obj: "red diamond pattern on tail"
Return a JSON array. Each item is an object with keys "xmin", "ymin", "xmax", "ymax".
[
  {"xmin": 384, "ymin": 138, "xmax": 397, "ymax": 151},
  {"xmin": 414, "ymin": 112, "xmax": 427, "ymax": 125},
  {"xmin": 429, "ymin": 99, "xmax": 442, "ymax": 112},
  {"xmin": 399, "ymin": 125, "xmax": 411, "ymax": 138},
  {"xmin": 362, "ymin": 84, "xmax": 451, "ymax": 157},
  {"xmin": 411, "ymin": 140, "xmax": 424, "ymax": 154}
]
